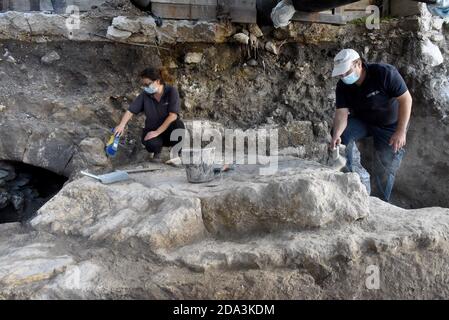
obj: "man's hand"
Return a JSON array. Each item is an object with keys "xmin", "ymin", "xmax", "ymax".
[
  {"xmin": 114, "ymin": 124, "xmax": 126, "ymax": 137},
  {"xmin": 389, "ymin": 129, "xmax": 406, "ymax": 153},
  {"xmin": 144, "ymin": 131, "xmax": 160, "ymax": 141},
  {"xmin": 330, "ymin": 136, "xmax": 342, "ymax": 150}
]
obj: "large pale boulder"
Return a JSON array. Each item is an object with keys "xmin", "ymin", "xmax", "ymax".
[
  {"xmin": 201, "ymin": 161, "xmax": 369, "ymax": 238},
  {"xmin": 31, "ymin": 177, "xmax": 208, "ymax": 251},
  {"xmin": 31, "ymin": 159, "xmax": 369, "ymax": 248}
]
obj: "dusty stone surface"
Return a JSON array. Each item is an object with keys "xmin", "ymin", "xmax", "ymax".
[{"xmin": 1, "ymin": 160, "xmax": 449, "ymax": 299}]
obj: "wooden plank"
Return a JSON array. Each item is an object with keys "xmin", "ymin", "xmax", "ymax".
[
  {"xmin": 67, "ymin": 1, "xmax": 107, "ymax": 11},
  {"xmin": 292, "ymin": 0, "xmax": 375, "ymax": 25},
  {"xmin": 344, "ymin": 10, "xmax": 371, "ymax": 20},
  {"xmin": 343, "ymin": 0, "xmax": 373, "ymax": 10},
  {"xmin": 217, "ymin": 0, "xmax": 256, "ymax": 23},
  {"xmin": 292, "ymin": 10, "xmax": 370, "ymax": 25},
  {"xmin": 152, "ymin": 0, "xmax": 217, "ymax": 5},
  {"xmin": 152, "ymin": 3, "xmax": 217, "ymax": 20},
  {"xmin": 334, "ymin": 6, "xmax": 344, "ymax": 14},
  {"xmin": 292, "ymin": 0, "xmax": 359, "ymax": 12},
  {"xmin": 292, "ymin": 11, "xmax": 347, "ymax": 25},
  {"xmin": 228, "ymin": 9, "xmax": 257, "ymax": 24},
  {"xmin": 152, "ymin": 0, "xmax": 256, "ymax": 23},
  {"xmin": 0, "ymin": 0, "xmax": 106, "ymax": 12}
]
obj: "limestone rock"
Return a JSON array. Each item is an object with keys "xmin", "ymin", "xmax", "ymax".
[
  {"xmin": 430, "ymin": 33, "xmax": 445, "ymax": 42},
  {"xmin": 265, "ymin": 41, "xmax": 279, "ymax": 55},
  {"xmin": 421, "ymin": 38, "xmax": 444, "ymax": 66},
  {"xmin": 111, "ymin": 16, "xmax": 142, "ymax": 33},
  {"xmin": 41, "ymin": 51, "xmax": 61, "ymax": 64},
  {"xmin": 78, "ymin": 138, "xmax": 109, "ymax": 167},
  {"xmin": 106, "ymin": 26, "xmax": 132, "ymax": 40},
  {"xmin": 247, "ymin": 59, "xmax": 258, "ymax": 67},
  {"xmin": 184, "ymin": 52, "xmax": 203, "ymax": 64},
  {"xmin": 6, "ymin": 56, "xmax": 16, "ymax": 64},
  {"xmin": 22, "ymin": 128, "xmax": 75, "ymax": 175},
  {"xmin": 249, "ymin": 24, "xmax": 264, "ymax": 38},
  {"xmin": 233, "ymin": 33, "xmax": 250, "ymax": 45},
  {"xmin": 201, "ymin": 162, "xmax": 369, "ymax": 237},
  {"xmin": 0, "ymin": 224, "xmax": 74, "ymax": 289}
]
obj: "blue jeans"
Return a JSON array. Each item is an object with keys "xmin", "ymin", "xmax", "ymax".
[{"xmin": 341, "ymin": 117, "xmax": 405, "ymax": 202}]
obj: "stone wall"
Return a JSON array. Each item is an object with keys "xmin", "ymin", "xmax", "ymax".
[{"xmin": 0, "ymin": 8, "xmax": 447, "ymax": 208}]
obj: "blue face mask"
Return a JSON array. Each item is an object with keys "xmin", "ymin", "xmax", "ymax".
[
  {"xmin": 144, "ymin": 84, "xmax": 158, "ymax": 95},
  {"xmin": 341, "ymin": 70, "xmax": 360, "ymax": 85}
]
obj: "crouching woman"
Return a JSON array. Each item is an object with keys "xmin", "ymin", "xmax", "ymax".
[{"xmin": 114, "ymin": 67, "xmax": 185, "ymax": 162}]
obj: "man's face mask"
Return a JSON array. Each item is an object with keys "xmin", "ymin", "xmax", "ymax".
[{"xmin": 341, "ymin": 63, "xmax": 360, "ymax": 85}]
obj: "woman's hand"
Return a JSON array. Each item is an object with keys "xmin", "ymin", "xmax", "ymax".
[
  {"xmin": 114, "ymin": 124, "xmax": 126, "ymax": 137},
  {"xmin": 144, "ymin": 131, "xmax": 160, "ymax": 141}
]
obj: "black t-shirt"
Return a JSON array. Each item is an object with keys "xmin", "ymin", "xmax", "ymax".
[
  {"xmin": 128, "ymin": 84, "xmax": 181, "ymax": 131},
  {"xmin": 336, "ymin": 63, "xmax": 408, "ymax": 126}
]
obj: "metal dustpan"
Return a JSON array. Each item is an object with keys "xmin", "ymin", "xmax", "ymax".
[
  {"xmin": 81, "ymin": 171, "xmax": 130, "ymax": 184},
  {"xmin": 81, "ymin": 168, "xmax": 160, "ymax": 184}
]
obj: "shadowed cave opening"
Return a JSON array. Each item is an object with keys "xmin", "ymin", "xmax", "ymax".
[{"xmin": 0, "ymin": 161, "xmax": 67, "ymax": 224}]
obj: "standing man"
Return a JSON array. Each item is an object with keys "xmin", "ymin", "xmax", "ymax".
[
  {"xmin": 115, "ymin": 67, "xmax": 185, "ymax": 162},
  {"xmin": 330, "ymin": 49, "xmax": 413, "ymax": 202}
]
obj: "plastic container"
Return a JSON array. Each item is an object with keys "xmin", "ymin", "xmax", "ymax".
[{"xmin": 105, "ymin": 131, "xmax": 120, "ymax": 158}]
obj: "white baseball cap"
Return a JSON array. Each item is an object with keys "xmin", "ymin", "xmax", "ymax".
[{"xmin": 332, "ymin": 49, "xmax": 360, "ymax": 77}]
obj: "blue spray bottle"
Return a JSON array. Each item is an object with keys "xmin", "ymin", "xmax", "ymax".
[{"xmin": 105, "ymin": 129, "xmax": 120, "ymax": 157}]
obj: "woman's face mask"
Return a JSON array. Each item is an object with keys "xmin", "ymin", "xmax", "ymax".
[{"xmin": 144, "ymin": 83, "xmax": 158, "ymax": 95}]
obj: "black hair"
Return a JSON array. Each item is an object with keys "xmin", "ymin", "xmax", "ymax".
[{"xmin": 140, "ymin": 67, "xmax": 167, "ymax": 84}]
